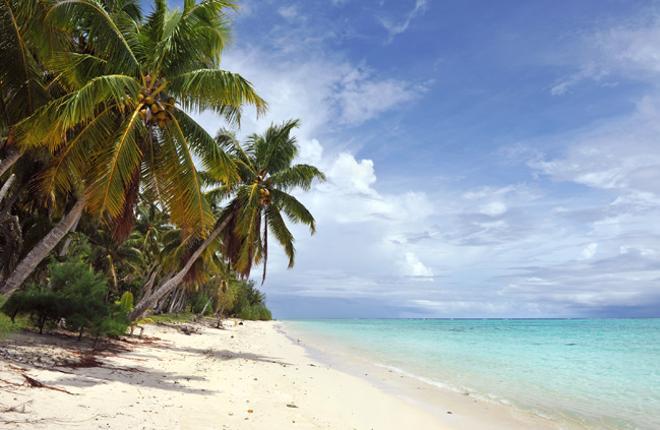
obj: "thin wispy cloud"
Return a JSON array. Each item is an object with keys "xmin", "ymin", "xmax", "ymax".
[{"xmin": 378, "ymin": 0, "xmax": 428, "ymax": 42}]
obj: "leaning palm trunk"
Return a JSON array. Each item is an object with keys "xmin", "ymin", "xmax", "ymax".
[
  {"xmin": 0, "ymin": 197, "xmax": 86, "ymax": 296},
  {"xmin": 0, "ymin": 174, "xmax": 16, "ymax": 204},
  {"xmin": 58, "ymin": 217, "xmax": 81, "ymax": 257},
  {"xmin": 0, "ymin": 148, "xmax": 21, "ymax": 178},
  {"xmin": 129, "ymin": 215, "xmax": 232, "ymax": 321}
]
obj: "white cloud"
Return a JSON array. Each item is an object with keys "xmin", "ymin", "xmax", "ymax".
[
  {"xmin": 530, "ymin": 97, "xmax": 660, "ymax": 195},
  {"xmin": 580, "ymin": 243, "xmax": 598, "ymax": 260},
  {"xmin": 277, "ymin": 5, "xmax": 298, "ymax": 20},
  {"xmin": 338, "ymin": 73, "xmax": 423, "ymax": 123},
  {"xmin": 551, "ymin": 16, "xmax": 660, "ymax": 94},
  {"xmin": 379, "ymin": 0, "xmax": 428, "ymax": 42},
  {"xmin": 327, "ymin": 153, "xmax": 377, "ymax": 195},
  {"xmin": 400, "ymin": 252, "xmax": 434, "ymax": 278},
  {"xmin": 480, "ymin": 201, "xmax": 507, "ymax": 217}
]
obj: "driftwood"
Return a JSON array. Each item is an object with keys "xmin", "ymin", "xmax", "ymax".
[
  {"xmin": 21, "ymin": 374, "xmax": 76, "ymax": 395},
  {"xmin": 156, "ymin": 322, "xmax": 201, "ymax": 335}
]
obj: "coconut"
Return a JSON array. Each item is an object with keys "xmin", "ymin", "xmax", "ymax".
[
  {"xmin": 144, "ymin": 96, "xmax": 154, "ymax": 105},
  {"xmin": 151, "ymin": 103, "xmax": 160, "ymax": 114},
  {"xmin": 156, "ymin": 111, "xmax": 167, "ymax": 120}
]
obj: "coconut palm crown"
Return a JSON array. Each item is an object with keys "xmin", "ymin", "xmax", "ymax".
[
  {"xmin": 16, "ymin": 0, "xmax": 266, "ymax": 240},
  {"xmin": 212, "ymin": 119, "xmax": 325, "ymax": 283}
]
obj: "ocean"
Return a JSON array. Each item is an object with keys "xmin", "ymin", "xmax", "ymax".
[{"xmin": 284, "ymin": 319, "xmax": 660, "ymax": 430}]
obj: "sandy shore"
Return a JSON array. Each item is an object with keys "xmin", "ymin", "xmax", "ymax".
[{"xmin": 0, "ymin": 321, "xmax": 562, "ymax": 429}]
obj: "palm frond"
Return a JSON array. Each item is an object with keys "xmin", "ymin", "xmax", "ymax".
[
  {"xmin": 86, "ymin": 105, "xmax": 144, "ymax": 218},
  {"xmin": 172, "ymin": 108, "xmax": 237, "ymax": 185},
  {"xmin": 266, "ymin": 205, "xmax": 295, "ymax": 268},
  {"xmin": 169, "ymin": 69, "xmax": 266, "ymax": 123},
  {"xmin": 270, "ymin": 189, "xmax": 316, "ymax": 234},
  {"xmin": 47, "ymin": 0, "xmax": 140, "ymax": 75},
  {"xmin": 164, "ymin": 113, "xmax": 215, "ymax": 235},
  {"xmin": 16, "ymin": 74, "xmax": 139, "ymax": 149},
  {"xmin": 270, "ymin": 164, "xmax": 326, "ymax": 191}
]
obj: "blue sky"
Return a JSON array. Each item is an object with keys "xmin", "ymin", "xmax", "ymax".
[{"xmin": 169, "ymin": 0, "xmax": 660, "ymax": 317}]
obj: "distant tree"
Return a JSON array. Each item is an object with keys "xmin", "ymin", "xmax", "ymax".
[{"xmin": 129, "ymin": 120, "xmax": 323, "ymax": 320}]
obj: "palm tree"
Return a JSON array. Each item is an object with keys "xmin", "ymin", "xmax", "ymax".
[
  {"xmin": 216, "ymin": 119, "xmax": 325, "ymax": 283},
  {"xmin": 0, "ymin": 0, "xmax": 265, "ymax": 297},
  {"xmin": 0, "ymin": 0, "xmax": 63, "ymax": 177},
  {"xmin": 129, "ymin": 119, "xmax": 324, "ymax": 320}
]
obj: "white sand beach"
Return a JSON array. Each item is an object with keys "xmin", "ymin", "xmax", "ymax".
[{"xmin": 0, "ymin": 321, "xmax": 563, "ymax": 429}]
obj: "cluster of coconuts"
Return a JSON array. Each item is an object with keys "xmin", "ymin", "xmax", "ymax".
[
  {"xmin": 258, "ymin": 186, "xmax": 271, "ymax": 205},
  {"xmin": 137, "ymin": 75, "xmax": 175, "ymax": 128}
]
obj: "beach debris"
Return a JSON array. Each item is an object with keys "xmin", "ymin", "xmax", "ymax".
[
  {"xmin": 21, "ymin": 374, "xmax": 76, "ymax": 395},
  {"xmin": 179, "ymin": 325, "xmax": 201, "ymax": 335},
  {"xmin": 286, "ymin": 403, "xmax": 298, "ymax": 408},
  {"xmin": 1, "ymin": 400, "xmax": 31, "ymax": 414},
  {"xmin": 447, "ymin": 411, "xmax": 453, "ymax": 414},
  {"xmin": 247, "ymin": 409, "xmax": 254, "ymax": 414}
]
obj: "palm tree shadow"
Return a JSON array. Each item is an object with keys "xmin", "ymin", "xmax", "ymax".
[
  {"xmin": 145, "ymin": 341, "xmax": 292, "ymax": 366},
  {"xmin": 51, "ymin": 364, "xmax": 213, "ymax": 395},
  {"xmin": 204, "ymin": 348, "xmax": 292, "ymax": 366},
  {"xmin": 50, "ymin": 342, "xmax": 292, "ymax": 394}
]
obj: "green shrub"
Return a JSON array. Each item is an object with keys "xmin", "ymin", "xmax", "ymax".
[
  {"xmin": 238, "ymin": 304, "xmax": 272, "ymax": 321},
  {"xmin": 190, "ymin": 291, "xmax": 212, "ymax": 315},
  {"xmin": 1, "ymin": 261, "xmax": 130, "ymax": 339},
  {"xmin": 118, "ymin": 291, "xmax": 134, "ymax": 314},
  {"xmin": 0, "ymin": 295, "xmax": 28, "ymax": 338}
]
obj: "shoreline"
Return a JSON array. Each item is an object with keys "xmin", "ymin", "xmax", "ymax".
[
  {"xmin": 278, "ymin": 321, "xmax": 569, "ymax": 430},
  {"xmin": 0, "ymin": 320, "xmax": 580, "ymax": 429}
]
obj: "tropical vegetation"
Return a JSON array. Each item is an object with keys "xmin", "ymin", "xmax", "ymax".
[{"xmin": 0, "ymin": 0, "xmax": 324, "ymax": 339}]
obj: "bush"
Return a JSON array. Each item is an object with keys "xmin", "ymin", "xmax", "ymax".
[
  {"xmin": 190, "ymin": 291, "xmax": 212, "ymax": 315},
  {"xmin": 0, "ymin": 295, "xmax": 28, "ymax": 338},
  {"xmin": 238, "ymin": 304, "xmax": 272, "ymax": 321},
  {"xmin": 0, "ymin": 261, "xmax": 131, "ymax": 339},
  {"xmin": 225, "ymin": 280, "xmax": 272, "ymax": 320}
]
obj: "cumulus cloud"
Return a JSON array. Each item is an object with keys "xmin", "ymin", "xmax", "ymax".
[{"xmin": 400, "ymin": 252, "xmax": 434, "ymax": 278}]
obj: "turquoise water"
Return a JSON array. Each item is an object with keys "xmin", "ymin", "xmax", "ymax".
[{"xmin": 286, "ymin": 319, "xmax": 660, "ymax": 429}]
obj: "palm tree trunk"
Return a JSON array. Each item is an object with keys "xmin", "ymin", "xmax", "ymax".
[
  {"xmin": 0, "ymin": 148, "xmax": 21, "ymax": 178},
  {"xmin": 167, "ymin": 287, "xmax": 182, "ymax": 313},
  {"xmin": 58, "ymin": 216, "xmax": 80, "ymax": 257},
  {"xmin": 141, "ymin": 265, "xmax": 160, "ymax": 299},
  {"xmin": 0, "ymin": 197, "xmax": 86, "ymax": 297},
  {"xmin": 129, "ymin": 215, "xmax": 232, "ymax": 321},
  {"xmin": 198, "ymin": 299, "xmax": 210, "ymax": 318},
  {"xmin": 0, "ymin": 173, "xmax": 15, "ymax": 204}
]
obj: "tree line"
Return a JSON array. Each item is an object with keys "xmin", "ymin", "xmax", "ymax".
[{"xmin": 0, "ymin": 0, "xmax": 324, "ymax": 337}]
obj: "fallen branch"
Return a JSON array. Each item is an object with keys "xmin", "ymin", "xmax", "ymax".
[{"xmin": 21, "ymin": 374, "xmax": 76, "ymax": 395}]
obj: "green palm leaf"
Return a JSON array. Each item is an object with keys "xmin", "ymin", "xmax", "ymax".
[{"xmin": 169, "ymin": 69, "xmax": 266, "ymax": 123}]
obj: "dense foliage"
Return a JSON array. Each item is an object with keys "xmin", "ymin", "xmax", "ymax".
[
  {"xmin": 1, "ymin": 257, "xmax": 129, "ymax": 338},
  {"xmin": 0, "ymin": 0, "xmax": 324, "ymax": 337}
]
